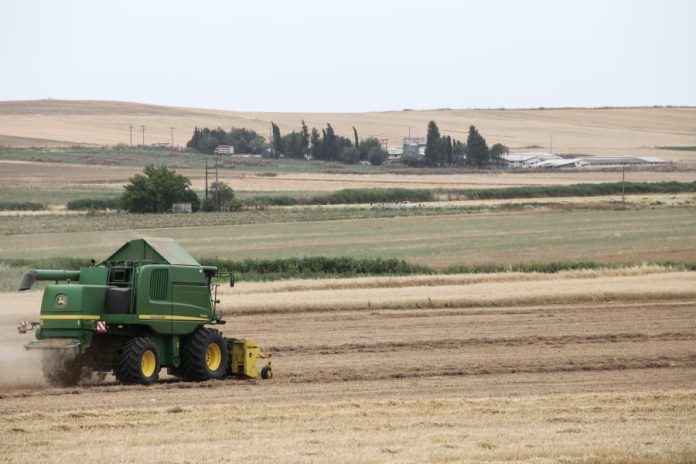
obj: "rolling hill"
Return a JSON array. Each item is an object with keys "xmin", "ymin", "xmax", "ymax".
[{"xmin": 1, "ymin": 100, "xmax": 695, "ymax": 161}]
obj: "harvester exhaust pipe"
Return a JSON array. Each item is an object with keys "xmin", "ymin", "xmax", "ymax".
[{"xmin": 18, "ymin": 269, "xmax": 81, "ymax": 291}]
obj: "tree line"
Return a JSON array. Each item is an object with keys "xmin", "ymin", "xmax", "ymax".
[
  {"xmin": 186, "ymin": 121, "xmax": 507, "ymax": 168},
  {"xmin": 271, "ymin": 121, "xmax": 389, "ymax": 165},
  {"xmin": 422, "ymin": 121, "xmax": 508, "ymax": 168},
  {"xmin": 187, "ymin": 127, "xmax": 265, "ymax": 154}
]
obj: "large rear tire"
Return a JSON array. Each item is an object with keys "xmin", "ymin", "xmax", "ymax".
[
  {"xmin": 114, "ymin": 337, "xmax": 160, "ymax": 385},
  {"xmin": 180, "ymin": 328, "xmax": 228, "ymax": 381}
]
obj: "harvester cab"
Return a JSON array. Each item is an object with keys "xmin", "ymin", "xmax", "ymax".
[{"xmin": 17, "ymin": 237, "xmax": 271, "ymax": 386}]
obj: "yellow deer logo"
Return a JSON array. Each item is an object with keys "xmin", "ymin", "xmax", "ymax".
[{"xmin": 55, "ymin": 294, "xmax": 68, "ymax": 307}]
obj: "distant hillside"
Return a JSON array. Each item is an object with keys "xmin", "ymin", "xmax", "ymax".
[{"xmin": 1, "ymin": 100, "xmax": 695, "ymax": 161}]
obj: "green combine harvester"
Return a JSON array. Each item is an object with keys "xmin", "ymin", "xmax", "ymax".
[{"xmin": 17, "ymin": 237, "xmax": 271, "ymax": 386}]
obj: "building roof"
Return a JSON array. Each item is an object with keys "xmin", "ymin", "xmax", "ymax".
[
  {"xmin": 102, "ymin": 237, "xmax": 199, "ymax": 266},
  {"xmin": 531, "ymin": 158, "xmax": 588, "ymax": 168},
  {"xmin": 502, "ymin": 153, "xmax": 559, "ymax": 163}
]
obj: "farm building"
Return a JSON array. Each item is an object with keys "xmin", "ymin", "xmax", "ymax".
[
  {"xmin": 533, "ymin": 158, "xmax": 590, "ymax": 168},
  {"xmin": 579, "ymin": 156, "xmax": 665, "ymax": 167},
  {"xmin": 502, "ymin": 153, "xmax": 666, "ymax": 169},
  {"xmin": 213, "ymin": 145, "xmax": 235, "ymax": 155},
  {"xmin": 501, "ymin": 152, "xmax": 559, "ymax": 168},
  {"xmin": 403, "ymin": 138, "xmax": 426, "ymax": 156}
]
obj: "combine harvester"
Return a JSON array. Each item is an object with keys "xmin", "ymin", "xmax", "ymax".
[{"xmin": 17, "ymin": 237, "xmax": 271, "ymax": 386}]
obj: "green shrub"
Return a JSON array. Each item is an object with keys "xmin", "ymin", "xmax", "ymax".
[
  {"xmin": 0, "ymin": 202, "xmax": 46, "ymax": 211},
  {"xmin": 316, "ymin": 188, "xmax": 434, "ymax": 205},
  {"xmin": 66, "ymin": 198, "xmax": 122, "ymax": 210},
  {"xmin": 201, "ymin": 256, "xmax": 431, "ymax": 280},
  {"xmin": 443, "ymin": 181, "xmax": 696, "ymax": 201},
  {"xmin": 244, "ymin": 195, "xmax": 300, "ymax": 206}
]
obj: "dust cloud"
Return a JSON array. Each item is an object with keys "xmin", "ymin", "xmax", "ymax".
[
  {"xmin": 0, "ymin": 291, "xmax": 46, "ymax": 389},
  {"xmin": 0, "ymin": 344, "xmax": 45, "ymax": 388}
]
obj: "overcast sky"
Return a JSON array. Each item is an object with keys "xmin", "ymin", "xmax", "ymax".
[{"xmin": 1, "ymin": 0, "xmax": 695, "ymax": 112}]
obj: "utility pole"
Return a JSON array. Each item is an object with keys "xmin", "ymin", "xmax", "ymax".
[
  {"xmin": 141, "ymin": 125, "xmax": 146, "ymax": 146},
  {"xmin": 550, "ymin": 135, "xmax": 553, "ymax": 155},
  {"xmin": 129, "ymin": 124, "xmax": 133, "ymax": 146},
  {"xmin": 215, "ymin": 160, "xmax": 220, "ymax": 211},
  {"xmin": 380, "ymin": 138, "xmax": 389, "ymax": 152},
  {"xmin": 622, "ymin": 165, "xmax": 626, "ymax": 208},
  {"xmin": 169, "ymin": 127, "xmax": 175, "ymax": 148},
  {"xmin": 204, "ymin": 159, "xmax": 209, "ymax": 200}
]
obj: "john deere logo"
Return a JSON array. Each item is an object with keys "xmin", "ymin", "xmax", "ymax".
[{"xmin": 55, "ymin": 294, "xmax": 68, "ymax": 307}]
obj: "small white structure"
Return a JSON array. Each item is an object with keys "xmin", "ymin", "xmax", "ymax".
[
  {"xmin": 172, "ymin": 203, "xmax": 193, "ymax": 213},
  {"xmin": 214, "ymin": 145, "xmax": 235, "ymax": 155}
]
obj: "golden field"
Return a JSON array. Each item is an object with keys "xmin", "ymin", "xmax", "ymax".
[
  {"xmin": 1, "ymin": 100, "xmax": 696, "ymax": 161},
  {"xmin": 1, "ymin": 270, "xmax": 695, "ymax": 462}
]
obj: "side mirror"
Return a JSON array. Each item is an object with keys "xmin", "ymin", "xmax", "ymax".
[{"xmin": 230, "ymin": 274, "xmax": 235, "ymax": 287}]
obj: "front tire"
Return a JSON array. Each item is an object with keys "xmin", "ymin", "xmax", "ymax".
[
  {"xmin": 180, "ymin": 328, "xmax": 228, "ymax": 381},
  {"xmin": 114, "ymin": 337, "xmax": 160, "ymax": 385}
]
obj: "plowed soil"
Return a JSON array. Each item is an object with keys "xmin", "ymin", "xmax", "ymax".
[{"xmin": 1, "ymin": 272, "xmax": 695, "ymax": 462}]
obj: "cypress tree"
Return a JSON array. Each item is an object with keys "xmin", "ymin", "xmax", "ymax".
[
  {"xmin": 425, "ymin": 120, "xmax": 442, "ymax": 166},
  {"xmin": 271, "ymin": 122, "xmax": 283, "ymax": 156},
  {"xmin": 465, "ymin": 125, "xmax": 489, "ymax": 167},
  {"xmin": 301, "ymin": 120, "xmax": 310, "ymax": 156}
]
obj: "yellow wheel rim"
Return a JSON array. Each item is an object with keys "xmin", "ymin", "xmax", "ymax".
[
  {"xmin": 205, "ymin": 343, "xmax": 222, "ymax": 371},
  {"xmin": 141, "ymin": 350, "xmax": 156, "ymax": 377}
]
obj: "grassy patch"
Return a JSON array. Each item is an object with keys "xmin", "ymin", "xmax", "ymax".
[
  {"xmin": 0, "ymin": 147, "xmax": 388, "ymax": 173},
  {"xmin": 1, "ymin": 208, "xmax": 695, "ymax": 270},
  {"xmin": 0, "ymin": 183, "xmax": 122, "ymax": 205}
]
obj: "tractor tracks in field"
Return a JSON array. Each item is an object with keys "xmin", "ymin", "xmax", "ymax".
[
  {"xmin": 283, "ymin": 353, "xmax": 696, "ymax": 385},
  {"xmin": 268, "ymin": 331, "xmax": 696, "ymax": 356}
]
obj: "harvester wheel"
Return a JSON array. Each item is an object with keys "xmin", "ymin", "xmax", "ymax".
[
  {"xmin": 180, "ymin": 328, "xmax": 228, "ymax": 381},
  {"xmin": 114, "ymin": 337, "xmax": 160, "ymax": 385},
  {"xmin": 41, "ymin": 350, "xmax": 83, "ymax": 387},
  {"xmin": 260, "ymin": 365, "xmax": 272, "ymax": 380}
]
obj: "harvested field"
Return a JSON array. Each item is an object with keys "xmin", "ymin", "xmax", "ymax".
[
  {"xmin": 1, "ymin": 271, "xmax": 695, "ymax": 462},
  {"xmin": 2, "ymin": 160, "xmax": 695, "ymax": 196},
  {"xmin": 1, "ymin": 100, "xmax": 696, "ymax": 162}
]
